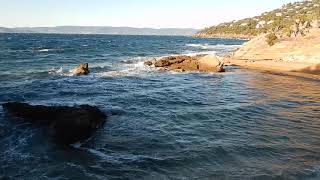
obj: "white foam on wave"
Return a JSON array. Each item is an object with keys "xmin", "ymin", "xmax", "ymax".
[
  {"xmin": 97, "ymin": 61, "xmax": 153, "ymax": 78},
  {"xmin": 186, "ymin": 43, "xmax": 241, "ymax": 50},
  {"xmin": 97, "ymin": 57, "xmax": 155, "ymax": 78},
  {"xmin": 37, "ymin": 49, "xmax": 50, "ymax": 52},
  {"xmin": 186, "ymin": 43, "xmax": 211, "ymax": 49},
  {"xmin": 182, "ymin": 50, "xmax": 217, "ymax": 56},
  {"xmin": 185, "ymin": 43, "xmax": 242, "ymax": 56},
  {"xmin": 48, "ymin": 67, "xmax": 63, "ymax": 74},
  {"xmin": 212, "ymin": 44, "xmax": 241, "ymax": 50},
  {"xmin": 48, "ymin": 67, "xmax": 76, "ymax": 76}
]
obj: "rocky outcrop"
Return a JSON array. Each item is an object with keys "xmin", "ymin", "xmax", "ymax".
[
  {"xmin": 233, "ymin": 28, "xmax": 320, "ymax": 63},
  {"xmin": 2, "ymin": 102, "xmax": 107, "ymax": 144},
  {"xmin": 311, "ymin": 20, "xmax": 320, "ymax": 28},
  {"xmin": 144, "ymin": 55, "xmax": 225, "ymax": 73},
  {"xmin": 71, "ymin": 63, "xmax": 90, "ymax": 75},
  {"xmin": 229, "ymin": 28, "xmax": 320, "ymax": 75},
  {"xmin": 193, "ymin": 32, "xmax": 253, "ymax": 40}
]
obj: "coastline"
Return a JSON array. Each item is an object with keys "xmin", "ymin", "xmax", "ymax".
[
  {"xmin": 221, "ymin": 28, "xmax": 320, "ymax": 78},
  {"xmin": 193, "ymin": 32, "xmax": 253, "ymax": 40}
]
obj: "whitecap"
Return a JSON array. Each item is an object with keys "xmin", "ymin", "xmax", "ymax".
[
  {"xmin": 48, "ymin": 67, "xmax": 63, "ymax": 75},
  {"xmin": 186, "ymin": 43, "xmax": 241, "ymax": 51},
  {"xmin": 37, "ymin": 49, "xmax": 50, "ymax": 52},
  {"xmin": 97, "ymin": 59, "xmax": 154, "ymax": 78},
  {"xmin": 48, "ymin": 67, "xmax": 74, "ymax": 76},
  {"xmin": 182, "ymin": 51, "xmax": 217, "ymax": 56},
  {"xmin": 186, "ymin": 43, "xmax": 212, "ymax": 49}
]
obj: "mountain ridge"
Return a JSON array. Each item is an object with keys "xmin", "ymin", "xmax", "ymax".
[{"xmin": 0, "ymin": 26, "xmax": 199, "ymax": 36}]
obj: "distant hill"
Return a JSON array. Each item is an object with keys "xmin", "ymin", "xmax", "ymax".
[
  {"xmin": 195, "ymin": 0, "xmax": 320, "ymax": 39},
  {"xmin": 0, "ymin": 26, "xmax": 199, "ymax": 36},
  {"xmin": 0, "ymin": 27, "xmax": 14, "ymax": 33}
]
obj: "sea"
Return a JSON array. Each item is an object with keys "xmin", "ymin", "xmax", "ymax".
[{"xmin": 0, "ymin": 33, "xmax": 320, "ymax": 180}]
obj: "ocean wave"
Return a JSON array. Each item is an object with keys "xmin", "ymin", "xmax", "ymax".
[
  {"xmin": 186, "ymin": 43, "xmax": 210, "ymax": 48},
  {"xmin": 182, "ymin": 51, "xmax": 217, "ymax": 56},
  {"xmin": 97, "ymin": 61, "xmax": 153, "ymax": 78},
  {"xmin": 186, "ymin": 43, "xmax": 241, "ymax": 50},
  {"xmin": 48, "ymin": 67, "xmax": 75, "ymax": 76},
  {"xmin": 48, "ymin": 56, "xmax": 154, "ymax": 78},
  {"xmin": 35, "ymin": 48, "xmax": 76, "ymax": 53}
]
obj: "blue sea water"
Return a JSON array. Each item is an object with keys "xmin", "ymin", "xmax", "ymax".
[{"xmin": 0, "ymin": 33, "xmax": 320, "ymax": 180}]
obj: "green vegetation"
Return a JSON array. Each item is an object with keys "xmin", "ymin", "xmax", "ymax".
[
  {"xmin": 196, "ymin": 0, "xmax": 320, "ymax": 38},
  {"xmin": 266, "ymin": 33, "xmax": 278, "ymax": 46}
]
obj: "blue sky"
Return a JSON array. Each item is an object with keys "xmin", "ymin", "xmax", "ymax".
[{"xmin": 0, "ymin": 0, "xmax": 297, "ymax": 28}]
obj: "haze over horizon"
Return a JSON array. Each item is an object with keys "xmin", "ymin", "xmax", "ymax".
[{"xmin": 1, "ymin": 0, "xmax": 296, "ymax": 29}]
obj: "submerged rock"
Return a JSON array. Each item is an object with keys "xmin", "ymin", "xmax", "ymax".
[
  {"xmin": 144, "ymin": 55, "xmax": 225, "ymax": 72},
  {"xmin": 2, "ymin": 102, "xmax": 107, "ymax": 144},
  {"xmin": 71, "ymin": 63, "xmax": 90, "ymax": 75}
]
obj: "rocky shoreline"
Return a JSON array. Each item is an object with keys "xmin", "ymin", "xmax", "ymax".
[
  {"xmin": 154, "ymin": 27, "xmax": 320, "ymax": 77},
  {"xmin": 193, "ymin": 32, "xmax": 253, "ymax": 40},
  {"xmin": 226, "ymin": 28, "xmax": 320, "ymax": 76}
]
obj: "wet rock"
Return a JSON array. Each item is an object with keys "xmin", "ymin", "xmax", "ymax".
[
  {"xmin": 71, "ymin": 63, "xmax": 89, "ymax": 75},
  {"xmin": 144, "ymin": 55, "xmax": 225, "ymax": 73},
  {"xmin": 144, "ymin": 58, "xmax": 157, "ymax": 66},
  {"xmin": 144, "ymin": 60, "xmax": 154, "ymax": 66},
  {"xmin": 2, "ymin": 102, "xmax": 107, "ymax": 144},
  {"xmin": 154, "ymin": 55, "xmax": 191, "ymax": 67}
]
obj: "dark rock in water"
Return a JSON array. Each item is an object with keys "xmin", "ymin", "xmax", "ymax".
[
  {"xmin": 2, "ymin": 102, "xmax": 107, "ymax": 144},
  {"xmin": 71, "ymin": 63, "xmax": 90, "ymax": 75}
]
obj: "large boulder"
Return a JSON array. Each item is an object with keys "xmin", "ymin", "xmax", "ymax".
[
  {"xmin": 71, "ymin": 63, "xmax": 90, "ymax": 75},
  {"xmin": 2, "ymin": 102, "xmax": 107, "ymax": 144},
  {"xmin": 198, "ymin": 55, "xmax": 225, "ymax": 72}
]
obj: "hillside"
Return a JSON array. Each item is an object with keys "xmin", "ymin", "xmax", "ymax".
[
  {"xmin": 223, "ymin": 25, "xmax": 320, "ymax": 77},
  {"xmin": 0, "ymin": 26, "xmax": 198, "ymax": 36},
  {"xmin": 195, "ymin": 0, "xmax": 320, "ymax": 39}
]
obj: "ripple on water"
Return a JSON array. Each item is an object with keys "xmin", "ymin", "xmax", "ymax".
[{"xmin": 1, "ymin": 34, "xmax": 320, "ymax": 179}]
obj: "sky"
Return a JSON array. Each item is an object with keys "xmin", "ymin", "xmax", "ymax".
[{"xmin": 0, "ymin": 0, "xmax": 297, "ymax": 29}]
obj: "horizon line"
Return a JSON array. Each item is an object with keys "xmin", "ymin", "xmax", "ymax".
[{"xmin": 1, "ymin": 25, "xmax": 202, "ymax": 30}]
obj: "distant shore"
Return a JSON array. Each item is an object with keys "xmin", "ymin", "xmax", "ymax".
[{"xmin": 0, "ymin": 26, "xmax": 199, "ymax": 36}]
